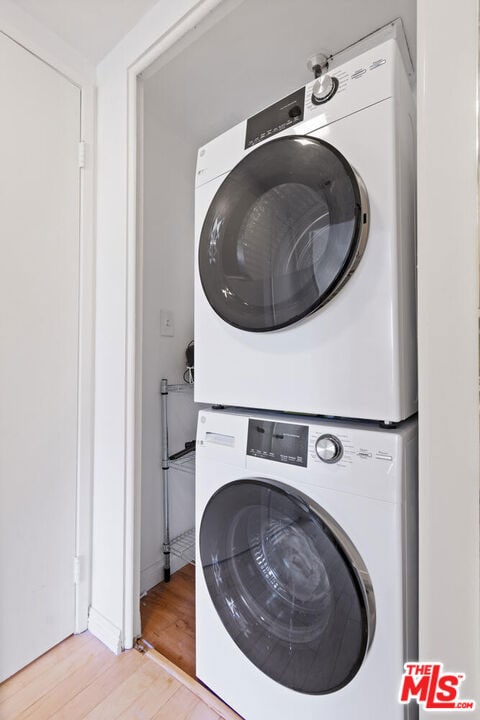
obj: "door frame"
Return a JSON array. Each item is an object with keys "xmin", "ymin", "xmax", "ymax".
[
  {"xmin": 124, "ymin": 4, "xmax": 480, "ymax": 709},
  {"xmin": 124, "ymin": 0, "xmax": 226, "ymax": 647},
  {"xmin": 74, "ymin": 80, "xmax": 96, "ymax": 634},
  {"xmin": 0, "ymin": 26, "xmax": 96, "ymax": 635}
]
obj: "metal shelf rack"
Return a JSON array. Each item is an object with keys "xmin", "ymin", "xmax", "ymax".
[
  {"xmin": 169, "ymin": 528, "xmax": 195, "ymax": 565},
  {"xmin": 161, "ymin": 378, "xmax": 195, "ymax": 582}
]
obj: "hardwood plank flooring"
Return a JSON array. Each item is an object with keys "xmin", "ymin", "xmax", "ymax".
[
  {"xmin": 49, "ymin": 650, "xmax": 145, "ymax": 720},
  {"xmin": 140, "ymin": 565, "xmax": 196, "ymax": 679},
  {"xmin": 0, "ymin": 633, "xmax": 91, "ymax": 704},
  {"xmin": 0, "ymin": 633, "xmax": 103, "ymax": 719},
  {"xmin": 0, "ymin": 632, "xmax": 235, "ymax": 720},
  {"xmin": 145, "ymin": 647, "xmax": 242, "ymax": 720}
]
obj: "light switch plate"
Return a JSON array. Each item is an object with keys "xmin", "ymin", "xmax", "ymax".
[{"xmin": 160, "ymin": 309, "xmax": 174, "ymax": 337}]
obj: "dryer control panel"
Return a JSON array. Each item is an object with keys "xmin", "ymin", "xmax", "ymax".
[
  {"xmin": 245, "ymin": 87, "xmax": 305, "ymax": 149},
  {"xmin": 243, "ymin": 46, "xmax": 393, "ymax": 150}
]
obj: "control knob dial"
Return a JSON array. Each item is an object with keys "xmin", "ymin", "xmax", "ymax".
[
  {"xmin": 311, "ymin": 74, "xmax": 338, "ymax": 105},
  {"xmin": 315, "ymin": 434, "xmax": 343, "ymax": 463}
]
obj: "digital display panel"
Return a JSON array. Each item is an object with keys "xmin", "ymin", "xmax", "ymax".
[
  {"xmin": 247, "ymin": 419, "xmax": 309, "ymax": 467},
  {"xmin": 245, "ymin": 87, "xmax": 305, "ymax": 149}
]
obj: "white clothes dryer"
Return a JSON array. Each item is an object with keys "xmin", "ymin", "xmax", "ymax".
[
  {"xmin": 194, "ymin": 25, "xmax": 416, "ymax": 423},
  {"xmin": 196, "ymin": 407, "xmax": 418, "ymax": 720}
]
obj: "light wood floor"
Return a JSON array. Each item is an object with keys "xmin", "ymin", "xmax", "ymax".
[
  {"xmin": 0, "ymin": 631, "xmax": 239, "ymax": 720},
  {"xmin": 140, "ymin": 565, "xmax": 196, "ymax": 679}
]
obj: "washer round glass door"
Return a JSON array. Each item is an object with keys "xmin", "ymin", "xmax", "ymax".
[
  {"xmin": 198, "ymin": 135, "xmax": 368, "ymax": 332},
  {"xmin": 199, "ymin": 478, "xmax": 375, "ymax": 694}
]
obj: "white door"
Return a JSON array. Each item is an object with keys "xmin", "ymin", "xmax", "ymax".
[{"xmin": 0, "ymin": 32, "xmax": 81, "ymax": 681}]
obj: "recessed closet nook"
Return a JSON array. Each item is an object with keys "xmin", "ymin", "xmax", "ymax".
[{"xmin": 137, "ymin": 0, "xmax": 416, "ymax": 677}]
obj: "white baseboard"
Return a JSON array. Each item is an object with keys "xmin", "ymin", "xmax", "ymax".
[
  {"xmin": 140, "ymin": 558, "xmax": 163, "ymax": 594},
  {"xmin": 140, "ymin": 555, "xmax": 188, "ymax": 594},
  {"xmin": 87, "ymin": 607, "xmax": 122, "ymax": 655}
]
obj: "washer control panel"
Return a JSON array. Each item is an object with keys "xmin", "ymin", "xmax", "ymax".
[
  {"xmin": 246, "ymin": 421, "xmax": 397, "ymax": 470},
  {"xmin": 247, "ymin": 419, "xmax": 308, "ymax": 467},
  {"xmin": 309, "ymin": 428, "xmax": 396, "ymax": 469}
]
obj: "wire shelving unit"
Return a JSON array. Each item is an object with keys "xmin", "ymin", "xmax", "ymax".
[{"xmin": 161, "ymin": 378, "xmax": 195, "ymax": 582}]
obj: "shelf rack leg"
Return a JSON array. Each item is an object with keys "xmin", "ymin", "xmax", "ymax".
[{"xmin": 161, "ymin": 378, "xmax": 171, "ymax": 582}]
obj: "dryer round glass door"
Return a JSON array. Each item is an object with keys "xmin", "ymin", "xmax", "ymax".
[
  {"xmin": 198, "ymin": 136, "xmax": 368, "ymax": 332},
  {"xmin": 199, "ymin": 478, "xmax": 375, "ymax": 694}
]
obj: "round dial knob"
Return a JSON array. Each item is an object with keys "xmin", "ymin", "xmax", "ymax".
[
  {"xmin": 315, "ymin": 434, "xmax": 343, "ymax": 463},
  {"xmin": 311, "ymin": 74, "xmax": 338, "ymax": 105}
]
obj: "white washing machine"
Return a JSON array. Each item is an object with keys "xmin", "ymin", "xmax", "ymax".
[
  {"xmin": 196, "ymin": 407, "xmax": 418, "ymax": 720},
  {"xmin": 194, "ymin": 24, "xmax": 416, "ymax": 423}
]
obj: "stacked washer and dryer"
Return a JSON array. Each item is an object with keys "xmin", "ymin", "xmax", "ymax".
[{"xmin": 193, "ymin": 21, "xmax": 418, "ymax": 720}]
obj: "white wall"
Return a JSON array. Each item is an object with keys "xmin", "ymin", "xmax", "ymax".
[{"xmin": 417, "ymin": 0, "xmax": 480, "ymax": 712}]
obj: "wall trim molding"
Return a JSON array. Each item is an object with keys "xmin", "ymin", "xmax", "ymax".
[
  {"xmin": 0, "ymin": 0, "xmax": 94, "ymax": 84},
  {"xmin": 141, "ymin": 556, "xmax": 189, "ymax": 595},
  {"xmin": 88, "ymin": 607, "xmax": 123, "ymax": 655}
]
